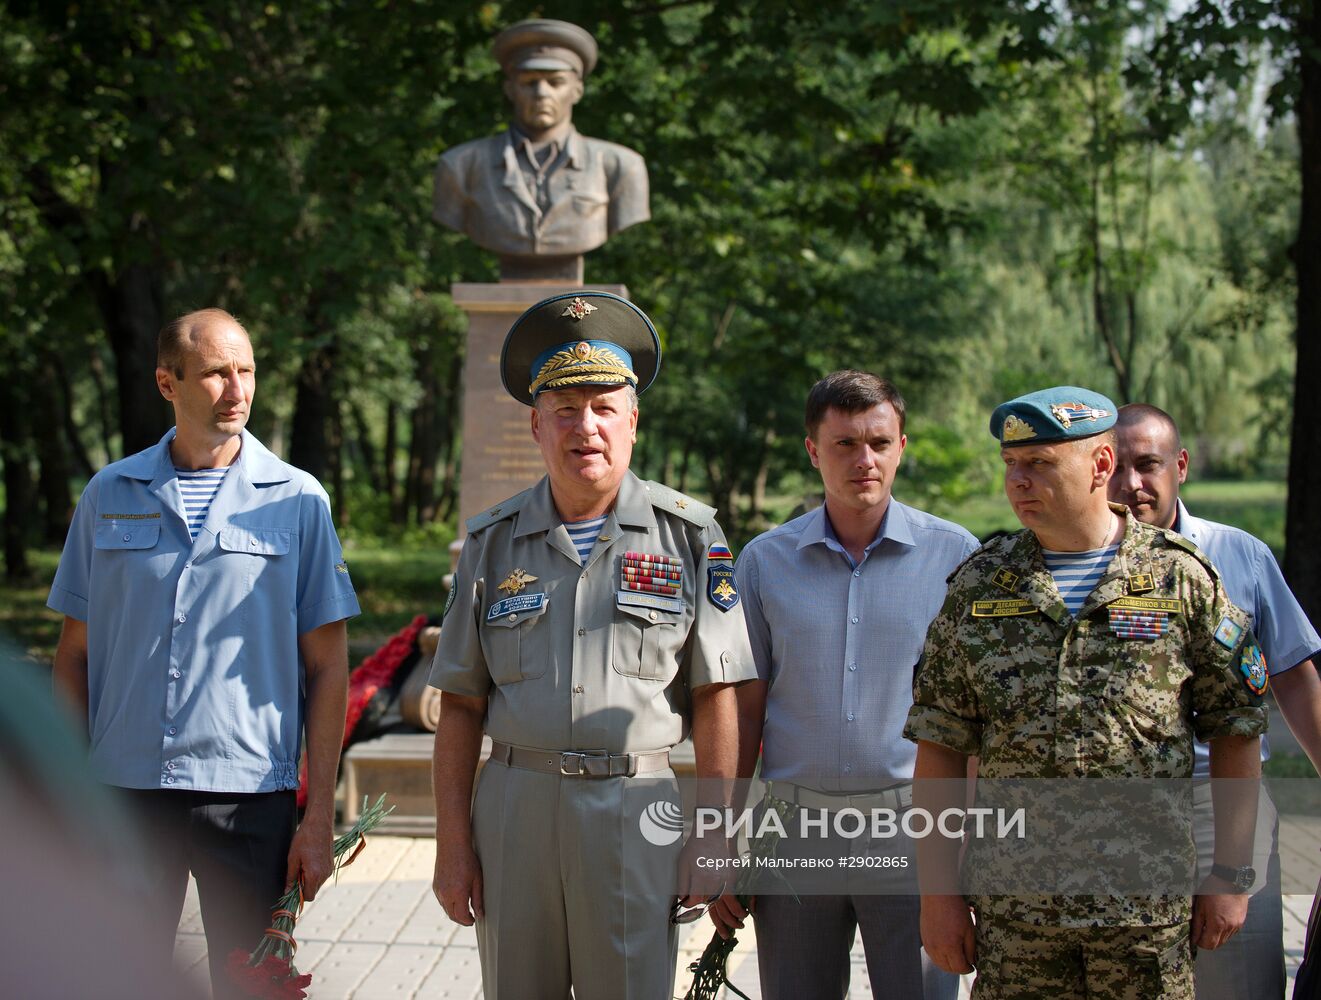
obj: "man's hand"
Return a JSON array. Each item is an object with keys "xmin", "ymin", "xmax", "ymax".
[
  {"xmin": 709, "ymin": 893, "xmax": 754, "ymax": 940},
  {"xmin": 1192, "ymin": 887, "xmax": 1250, "ymax": 950},
  {"xmin": 921, "ymin": 894, "xmax": 976, "ymax": 974},
  {"xmin": 433, "ymin": 837, "xmax": 484, "ymax": 926},
  {"xmin": 675, "ymin": 832, "xmax": 729, "ymax": 909},
  {"xmin": 285, "ymin": 816, "xmax": 335, "ymax": 901}
]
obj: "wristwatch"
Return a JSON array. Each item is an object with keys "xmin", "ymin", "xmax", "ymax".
[{"xmin": 1210, "ymin": 863, "xmax": 1257, "ymax": 893}]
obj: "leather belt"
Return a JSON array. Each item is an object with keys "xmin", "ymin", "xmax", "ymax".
[
  {"xmin": 488, "ymin": 739, "xmax": 671, "ymax": 778},
  {"xmin": 767, "ymin": 780, "xmax": 913, "ymax": 812}
]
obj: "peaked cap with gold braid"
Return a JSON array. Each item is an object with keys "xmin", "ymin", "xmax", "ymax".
[{"xmin": 500, "ymin": 291, "xmax": 661, "ymax": 406}]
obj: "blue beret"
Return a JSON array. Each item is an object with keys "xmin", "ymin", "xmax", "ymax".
[
  {"xmin": 500, "ymin": 291, "xmax": 661, "ymax": 406},
  {"xmin": 989, "ymin": 386, "xmax": 1117, "ymax": 447}
]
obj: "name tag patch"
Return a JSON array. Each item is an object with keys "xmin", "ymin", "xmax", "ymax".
[
  {"xmin": 1109, "ymin": 607, "xmax": 1170, "ymax": 640},
  {"xmin": 617, "ymin": 590, "xmax": 684, "ymax": 614},
  {"xmin": 1109, "ymin": 596, "xmax": 1183, "ymax": 614},
  {"xmin": 487, "ymin": 593, "xmax": 546, "ymax": 621},
  {"xmin": 971, "ymin": 599, "xmax": 1039, "ymax": 617},
  {"xmin": 100, "ymin": 512, "xmax": 161, "ymax": 520}
]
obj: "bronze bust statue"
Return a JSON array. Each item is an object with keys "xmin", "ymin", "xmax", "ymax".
[{"xmin": 432, "ymin": 19, "xmax": 651, "ymax": 282}]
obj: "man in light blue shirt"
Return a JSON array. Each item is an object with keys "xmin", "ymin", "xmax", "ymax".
[
  {"xmin": 49, "ymin": 308, "xmax": 359, "ymax": 998},
  {"xmin": 1111, "ymin": 402, "xmax": 1321, "ymax": 1000},
  {"xmin": 711, "ymin": 371, "xmax": 978, "ymax": 1000}
]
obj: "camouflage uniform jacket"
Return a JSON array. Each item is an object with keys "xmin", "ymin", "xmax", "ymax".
[{"xmin": 903, "ymin": 504, "xmax": 1267, "ymax": 926}]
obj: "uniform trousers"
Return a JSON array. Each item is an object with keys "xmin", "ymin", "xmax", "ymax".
[
  {"xmin": 971, "ymin": 913, "xmax": 1194, "ymax": 999},
  {"xmin": 118, "ymin": 787, "xmax": 296, "ymax": 1000},
  {"xmin": 471, "ymin": 759, "xmax": 682, "ymax": 1000}
]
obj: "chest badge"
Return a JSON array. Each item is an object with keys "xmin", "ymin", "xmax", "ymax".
[
  {"xmin": 498, "ymin": 568, "xmax": 538, "ymax": 596},
  {"xmin": 1127, "ymin": 573, "xmax": 1155, "ymax": 594},
  {"xmin": 992, "ymin": 567, "xmax": 1020, "ymax": 594}
]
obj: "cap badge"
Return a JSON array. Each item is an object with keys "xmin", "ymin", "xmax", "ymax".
[
  {"xmin": 1001, "ymin": 415, "xmax": 1037, "ymax": 442},
  {"xmin": 562, "ymin": 297, "xmax": 598, "ymax": 321},
  {"xmin": 574, "ymin": 340, "xmax": 593, "ymax": 359},
  {"xmin": 498, "ymin": 568, "xmax": 539, "ymax": 596},
  {"xmin": 1050, "ymin": 402, "xmax": 1112, "ymax": 428}
]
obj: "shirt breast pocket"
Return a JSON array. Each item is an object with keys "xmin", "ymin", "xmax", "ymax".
[
  {"xmin": 94, "ymin": 522, "xmax": 161, "ymax": 550},
  {"xmin": 612, "ymin": 602, "xmax": 683, "ymax": 682},
  {"xmin": 218, "ymin": 525, "xmax": 291, "ymax": 557},
  {"xmin": 482, "ymin": 601, "xmax": 550, "ymax": 684}
]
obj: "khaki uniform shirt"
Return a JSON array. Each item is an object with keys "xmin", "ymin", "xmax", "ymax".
[
  {"xmin": 903, "ymin": 506, "xmax": 1267, "ymax": 926},
  {"xmin": 430, "ymin": 472, "xmax": 756, "ymax": 752},
  {"xmin": 432, "ymin": 128, "xmax": 650, "ymax": 258}
]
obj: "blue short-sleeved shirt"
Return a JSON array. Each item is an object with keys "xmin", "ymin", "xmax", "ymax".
[
  {"xmin": 47, "ymin": 429, "xmax": 361, "ymax": 793},
  {"xmin": 736, "ymin": 500, "xmax": 979, "ymax": 790},
  {"xmin": 1175, "ymin": 499, "xmax": 1321, "ymax": 776}
]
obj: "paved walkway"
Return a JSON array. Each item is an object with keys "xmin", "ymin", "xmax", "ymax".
[{"xmin": 182, "ymin": 818, "xmax": 1319, "ymax": 999}]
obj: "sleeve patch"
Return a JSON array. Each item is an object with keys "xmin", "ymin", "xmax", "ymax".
[
  {"xmin": 1214, "ymin": 616, "xmax": 1244, "ymax": 650},
  {"xmin": 1240, "ymin": 644, "xmax": 1269, "ymax": 695}
]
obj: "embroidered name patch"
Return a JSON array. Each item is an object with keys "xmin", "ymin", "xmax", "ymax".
[
  {"xmin": 100, "ymin": 512, "xmax": 161, "ymax": 520},
  {"xmin": 971, "ymin": 599, "xmax": 1039, "ymax": 617},
  {"xmin": 487, "ymin": 593, "xmax": 547, "ymax": 621},
  {"xmin": 617, "ymin": 590, "xmax": 684, "ymax": 614},
  {"xmin": 1109, "ymin": 596, "xmax": 1183, "ymax": 614}
]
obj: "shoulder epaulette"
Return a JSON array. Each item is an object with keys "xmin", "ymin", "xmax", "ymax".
[
  {"xmin": 464, "ymin": 489, "xmax": 532, "ymax": 534},
  {"xmin": 1157, "ymin": 527, "xmax": 1221, "ymax": 583},
  {"xmin": 945, "ymin": 532, "xmax": 1013, "ymax": 585},
  {"xmin": 644, "ymin": 481, "xmax": 716, "ymax": 527}
]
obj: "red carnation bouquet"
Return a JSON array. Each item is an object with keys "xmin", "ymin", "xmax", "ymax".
[{"xmin": 227, "ymin": 794, "xmax": 394, "ymax": 999}]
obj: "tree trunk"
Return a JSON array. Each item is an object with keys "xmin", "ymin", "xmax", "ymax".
[
  {"xmin": 34, "ymin": 361, "xmax": 73, "ymax": 544},
  {"xmin": 290, "ymin": 344, "xmax": 335, "ymax": 482},
  {"xmin": 384, "ymin": 400, "xmax": 400, "ymax": 520},
  {"xmin": 1285, "ymin": 5, "xmax": 1321, "ymax": 622},
  {"xmin": 89, "ymin": 262, "xmax": 170, "ymax": 456},
  {"xmin": 54, "ymin": 358, "xmax": 95, "ymax": 479},
  {"xmin": 0, "ymin": 380, "xmax": 33, "ymax": 579}
]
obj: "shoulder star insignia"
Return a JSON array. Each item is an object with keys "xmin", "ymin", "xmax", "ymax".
[
  {"xmin": 675, "ymin": 498, "xmax": 689, "ymax": 509},
  {"xmin": 498, "ymin": 568, "xmax": 538, "ymax": 596}
]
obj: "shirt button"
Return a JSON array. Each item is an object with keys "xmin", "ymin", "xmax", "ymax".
[
  {"xmin": 168, "ymin": 726, "xmax": 178, "ymax": 736},
  {"xmin": 649, "ymin": 611, "xmax": 658, "ymax": 621},
  {"xmin": 249, "ymin": 538, "xmax": 258, "ymax": 548},
  {"xmin": 844, "ymin": 764, "xmax": 853, "ymax": 773},
  {"xmin": 508, "ymin": 613, "xmax": 518, "ymax": 622},
  {"xmin": 166, "ymin": 776, "xmax": 176, "ymax": 784},
  {"xmin": 849, "ymin": 663, "xmax": 857, "ymax": 672},
  {"xmin": 850, "ymin": 616, "xmax": 859, "ymax": 624},
  {"xmin": 171, "ymin": 670, "xmax": 181, "ymax": 679},
  {"xmin": 177, "ymin": 614, "xmax": 187, "ymax": 624},
  {"xmin": 577, "ymin": 628, "xmax": 586, "ymax": 636},
  {"xmin": 123, "ymin": 533, "xmax": 132, "ymax": 542},
  {"xmin": 184, "ymin": 562, "xmax": 191, "ymax": 570},
  {"xmin": 853, "ymin": 570, "xmax": 861, "ymax": 578},
  {"xmin": 166, "ymin": 761, "xmax": 176, "ymax": 770},
  {"xmin": 847, "ymin": 713, "xmax": 855, "ymax": 722},
  {"xmin": 573, "ymin": 685, "xmax": 585, "ymax": 694}
]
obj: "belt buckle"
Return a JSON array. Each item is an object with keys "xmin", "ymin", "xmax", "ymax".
[
  {"xmin": 561, "ymin": 751, "xmax": 610, "ymax": 777},
  {"xmin": 560, "ymin": 752, "xmax": 586, "ymax": 776}
]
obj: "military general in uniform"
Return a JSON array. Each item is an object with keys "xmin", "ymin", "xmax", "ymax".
[
  {"xmin": 432, "ymin": 20, "xmax": 650, "ymax": 272},
  {"xmin": 904, "ymin": 386, "xmax": 1269, "ymax": 999},
  {"xmin": 428, "ymin": 290, "xmax": 756, "ymax": 1000}
]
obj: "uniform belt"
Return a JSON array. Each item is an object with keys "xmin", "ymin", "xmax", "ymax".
[
  {"xmin": 767, "ymin": 780, "xmax": 913, "ymax": 812},
  {"xmin": 488, "ymin": 740, "xmax": 671, "ymax": 778}
]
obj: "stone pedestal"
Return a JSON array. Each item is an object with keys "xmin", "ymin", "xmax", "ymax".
[{"xmin": 449, "ymin": 281, "xmax": 628, "ymax": 564}]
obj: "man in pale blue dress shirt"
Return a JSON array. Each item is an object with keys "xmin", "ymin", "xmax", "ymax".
[
  {"xmin": 48, "ymin": 308, "xmax": 360, "ymax": 998},
  {"xmin": 1111, "ymin": 402, "xmax": 1321, "ymax": 1000},
  {"xmin": 710, "ymin": 370, "xmax": 978, "ymax": 999}
]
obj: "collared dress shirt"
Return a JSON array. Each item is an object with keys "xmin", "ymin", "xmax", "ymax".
[
  {"xmin": 1175, "ymin": 498, "xmax": 1321, "ymax": 777},
  {"xmin": 48, "ymin": 429, "xmax": 360, "ymax": 793},
  {"xmin": 432, "ymin": 127, "xmax": 650, "ymax": 256},
  {"xmin": 736, "ymin": 500, "xmax": 978, "ymax": 791}
]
